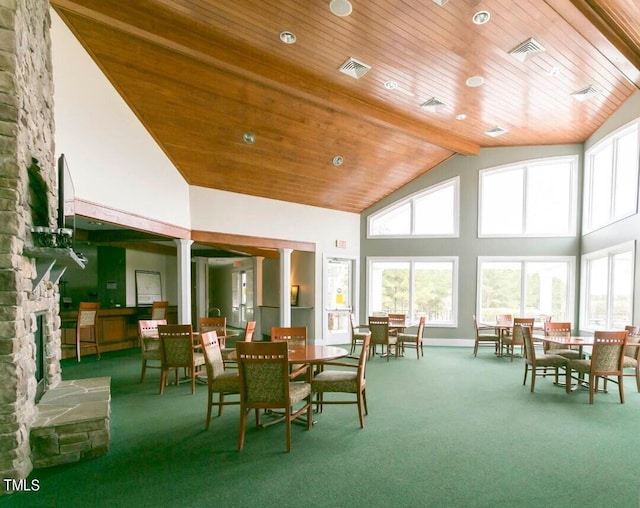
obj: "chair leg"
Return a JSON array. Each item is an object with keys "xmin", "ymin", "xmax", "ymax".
[
  {"xmin": 589, "ymin": 374, "xmax": 595, "ymax": 404},
  {"xmin": 636, "ymin": 367, "xmax": 640, "ymax": 392},
  {"xmin": 473, "ymin": 340, "xmax": 478, "ymax": 357},
  {"xmin": 140, "ymin": 360, "xmax": 147, "ymax": 383},
  {"xmin": 522, "ymin": 364, "xmax": 528, "ymax": 386},
  {"xmin": 362, "ymin": 389, "xmax": 368, "ymax": 415},
  {"xmin": 285, "ymin": 408, "xmax": 292, "ymax": 452},
  {"xmin": 205, "ymin": 391, "xmax": 213, "ymax": 430},
  {"xmin": 565, "ymin": 367, "xmax": 572, "ymax": 394},
  {"xmin": 357, "ymin": 392, "xmax": 365, "ymax": 428},
  {"xmin": 530, "ymin": 367, "xmax": 536, "ymax": 393},
  {"xmin": 618, "ymin": 375, "xmax": 625, "ymax": 404},
  {"xmin": 238, "ymin": 408, "xmax": 247, "ymax": 451}
]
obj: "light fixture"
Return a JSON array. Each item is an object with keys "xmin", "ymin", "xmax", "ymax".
[
  {"xmin": 243, "ymin": 132, "xmax": 255, "ymax": 144},
  {"xmin": 332, "ymin": 155, "xmax": 344, "ymax": 166},
  {"xmin": 546, "ymin": 66, "xmax": 562, "ymax": 76},
  {"xmin": 472, "ymin": 11, "xmax": 490, "ymax": 25},
  {"xmin": 330, "ymin": 0, "xmax": 353, "ymax": 17},
  {"xmin": 466, "ymin": 76, "xmax": 484, "ymax": 88},
  {"xmin": 456, "ymin": 114, "xmax": 467, "ymax": 120},
  {"xmin": 384, "ymin": 80, "xmax": 398, "ymax": 90},
  {"xmin": 279, "ymin": 31, "xmax": 296, "ymax": 44}
]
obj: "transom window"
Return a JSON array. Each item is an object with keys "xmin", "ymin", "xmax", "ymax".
[
  {"xmin": 478, "ymin": 156, "xmax": 578, "ymax": 237},
  {"xmin": 477, "ymin": 257, "xmax": 575, "ymax": 324},
  {"xmin": 367, "ymin": 177, "xmax": 459, "ymax": 238},
  {"xmin": 367, "ymin": 257, "xmax": 458, "ymax": 326},
  {"xmin": 583, "ymin": 119, "xmax": 639, "ymax": 233},
  {"xmin": 580, "ymin": 242, "xmax": 634, "ymax": 331}
]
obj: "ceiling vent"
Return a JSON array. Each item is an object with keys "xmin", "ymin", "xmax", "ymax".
[
  {"xmin": 420, "ymin": 97, "xmax": 447, "ymax": 112},
  {"xmin": 571, "ymin": 85, "xmax": 601, "ymax": 101},
  {"xmin": 431, "ymin": 0, "xmax": 449, "ymax": 5},
  {"xmin": 485, "ymin": 126, "xmax": 508, "ymax": 137},
  {"xmin": 508, "ymin": 38, "xmax": 545, "ymax": 62},
  {"xmin": 338, "ymin": 57, "xmax": 371, "ymax": 79}
]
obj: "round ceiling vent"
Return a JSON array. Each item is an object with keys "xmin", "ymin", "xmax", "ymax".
[{"xmin": 466, "ymin": 76, "xmax": 485, "ymax": 88}]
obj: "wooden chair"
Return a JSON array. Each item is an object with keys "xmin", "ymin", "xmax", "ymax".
[
  {"xmin": 368, "ymin": 316, "xmax": 397, "ymax": 361},
  {"xmin": 349, "ymin": 313, "xmax": 369, "ymax": 354},
  {"xmin": 221, "ymin": 320, "xmax": 256, "ymax": 369},
  {"xmin": 311, "ymin": 333, "xmax": 371, "ymax": 428},
  {"xmin": 236, "ymin": 341, "xmax": 312, "ymax": 452},
  {"xmin": 388, "ymin": 313, "xmax": 407, "ymax": 333},
  {"xmin": 157, "ymin": 324, "xmax": 205, "ymax": 395},
  {"xmin": 63, "ymin": 302, "xmax": 100, "ymax": 362},
  {"xmin": 501, "ymin": 317, "xmax": 534, "ymax": 361},
  {"xmin": 520, "ymin": 324, "xmax": 567, "ymax": 392},
  {"xmin": 543, "ymin": 322, "xmax": 580, "ymax": 359},
  {"xmin": 138, "ymin": 319, "xmax": 166, "ymax": 383},
  {"xmin": 150, "ymin": 301, "xmax": 168, "ymax": 320},
  {"xmin": 200, "ymin": 331, "xmax": 240, "ymax": 429},
  {"xmin": 472, "ymin": 315, "xmax": 500, "ymax": 357},
  {"xmin": 396, "ymin": 316, "xmax": 426, "ymax": 359},
  {"xmin": 565, "ymin": 330, "xmax": 628, "ymax": 404},
  {"xmin": 271, "ymin": 326, "xmax": 307, "ymax": 346},
  {"xmin": 199, "ymin": 317, "xmax": 227, "ymax": 346},
  {"xmin": 622, "ymin": 325, "xmax": 640, "ymax": 392}
]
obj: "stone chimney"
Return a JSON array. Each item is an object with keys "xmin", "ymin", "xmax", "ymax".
[{"xmin": 0, "ymin": 0, "xmax": 62, "ymax": 494}]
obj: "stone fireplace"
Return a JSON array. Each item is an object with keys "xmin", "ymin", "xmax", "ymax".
[{"xmin": 0, "ymin": 0, "xmax": 65, "ymax": 494}]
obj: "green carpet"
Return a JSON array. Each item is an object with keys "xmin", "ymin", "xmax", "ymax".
[{"xmin": 4, "ymin": 346, "xmax": 640, "ymax": 508}]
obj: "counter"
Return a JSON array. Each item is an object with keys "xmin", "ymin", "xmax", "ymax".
[{"xmin": 60, "ymin": 306, "xmax": 177, "ymax": 358}]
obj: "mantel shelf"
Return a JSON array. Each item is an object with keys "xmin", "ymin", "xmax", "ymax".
[{"xmin": 23, "ymin": 246, "xmax": 86, "ymax": 291}]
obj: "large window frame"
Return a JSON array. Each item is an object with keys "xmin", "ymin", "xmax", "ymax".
[
  {"xmin": 580, "ymin": 242, "xmax": 635, "ymax": 331},
  {"xmin": 367, "ymin": 256, "xmax": 459, "ymax": 327},
  {"xmin": 476, "ymin": 256, "xmax": 576, "ymax": 324},
  {"xmin": 367, "ymin": 177, "xmax": 459, "ymax": 238},
  {"xmin": 583, "ymin": 119, "xmax": 640, "ymax": 233},
  {"xmin": 478, "ymin": 156, "xmax": 578, "ymax": 238}
]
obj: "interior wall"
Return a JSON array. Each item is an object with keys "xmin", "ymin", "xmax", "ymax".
[
  {"xmin": 361, "ymin": 143, "xmax": 584, "ymax": 341},
  {"xmin": 125, "ymin": 250, "xmax": 177, "ymax": 307}
]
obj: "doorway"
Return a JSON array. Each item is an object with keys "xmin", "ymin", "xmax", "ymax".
[{"xmin": 323, "ymin": 256, "xmax": 357, "ymax": 345}]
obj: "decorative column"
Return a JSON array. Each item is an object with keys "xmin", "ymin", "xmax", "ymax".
[
  {"xmin": 174, "ymin": 239, "xmax": 193, "ymax": 324},
  {"xmin": 279, "ymin": 248, "xmax": 292, "ymax": 327},
  {"xmin": 194, "ymin": 256, "xmax": 208, "ymax": 321}
]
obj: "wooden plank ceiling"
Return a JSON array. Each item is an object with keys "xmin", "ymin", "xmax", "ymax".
[{"xmin": 51, "ymin": 0, "xmax": 639, "ymax": 219}]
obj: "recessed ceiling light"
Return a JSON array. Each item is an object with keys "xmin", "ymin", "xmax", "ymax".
[
  {"xmin": 466, "ymin": 76, "xmax": 484, "ymax": 87},
  {"xmin": 332, "ymin": 155, "xmax": 344, "ymax": 166},
  {"xmin": 456, "ymin": 114, "xmax": 467, "ymax": 120},
  {"xmin": 243, "ymin": 132, "xmax": 255, "ymax": 144},
  {"xmin": 279, "ymin": 31, "xmax": 296, "ymax": 44},
  {"xmin": 546, "ymin": 67, "xmax": 562, "ymax": 76},
  {"xmin": 472, "ymin": 11, "xmax": 491, "ymax": 25},
  {"xmin": 330, "ymin": 0, "xmax": 353, "ymax": 17},
  {"xmin": 384, "ymin": 80, "xmax": 398, "ymax": 90}
]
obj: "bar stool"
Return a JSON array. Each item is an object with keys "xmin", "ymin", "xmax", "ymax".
[{"xmin": 63, "ymin": 302, "xmax": 100, "ymax": 362}]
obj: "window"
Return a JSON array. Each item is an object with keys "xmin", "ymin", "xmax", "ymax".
[
  {"xmin": 584, "ymin": 120, "xmax": 639, "ymax": 232},
  {"xmin": 367, "ymin": 257, "xmax": 458, "ymax": 326},
  {"xmin": 477, "ymin": 257, "xmax": 575, "ymax": 323},
  {"xmin": 581, "ymin": 242, "xmax": 634, "ymax": 331},
  {"xmin": 368, "ymin": 177, "xmax": 459, "ymax": 238},
  {"xmin": 479, "ymin": 156, "xmax": 578, "ymax": 237}
]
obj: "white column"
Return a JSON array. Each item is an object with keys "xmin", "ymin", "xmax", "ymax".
[
  {"xmin": 175, "ymin": 239, "xmax": 193, "ymax": 324},
  {"xmin": 194, "ymin": 256, "xmax": 208, "ymax": 321},
  {"xmin": 279, "ymin": 248, "xmax": 292, "ymax": 327}
]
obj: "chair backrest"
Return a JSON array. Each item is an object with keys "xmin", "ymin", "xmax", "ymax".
[
  {"xmin": 271, "ymin": 326, "xmax": 307, "ymax": 346},
  {"xmin": 157, "ymin": 324, "xmax": 194, "ymax": 368},
  {"xmin": 519, "ymin": 324, "xmax": 536, "ymax": 361},
  {"xmin": 138, "ymin": 319, "xmax": 167, "ymax": 351},
  {"xmin": 200, "ymin": 331, "xmax": 225, "ymax": 380},
  {"xmin": 510, "ymin": 318, "xmax": 534, "ymax": 345},
  {"xmin": 415, "ymin": 316, "xmax": 426, "ymax": 339},
  {"xmin": 496, "ymin": 313, "xmax": 513, "ymax": 324},
  {"xmin": 150, "ymin": 301, "xmax": 168, "ymax": 320},
  {"xmin": 544, "ymin": 321, "xmax": 571, "ymax": 336},
  {"xmin": 77, "ymin": 302, "xmax": 99, "ymax": 330},
  {"xmin": 356, "ymin": 333, "xmax": 372, "ymax": 387},
  {"xmin": 349, "ymin": 313, "xmax": 358, "ymax": 333},
  {"xmin": 624, "ymin": 325, "xmax": 640, "ymax": 358},
  {"xmin": 388, "ymin": 313, "xmax": 406, "ymax": 324},
  {"xmin": 591, "ymin": 330, "xmax": 628, "ymax": 374},
  {"xmin": 199, "ymin": 317, "xmax": 226, "ymax": 336},
  {"xmin": 209, "ymin": 307, "xmax": 221, "ymax": 317},
  {"xmin": 243, "ymin": 321, "xmax": 257, "ymax": 342},
  {"xmin": 368, "ymin": 316, "xmax": 390, "ymax": 344},
  {"xmin": 236, "ymin": 341, "xmax": 290, "ymax": 407}
]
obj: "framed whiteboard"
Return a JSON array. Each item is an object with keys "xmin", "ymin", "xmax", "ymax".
[{"xmin": 135, "ymin": 270, "xmax": 162, "ymax": 306}]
